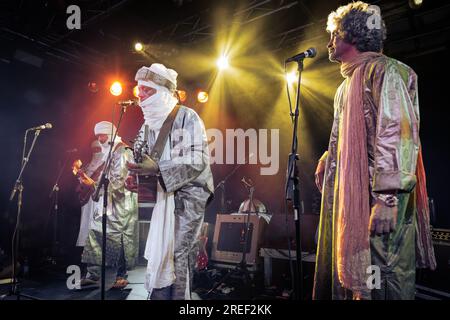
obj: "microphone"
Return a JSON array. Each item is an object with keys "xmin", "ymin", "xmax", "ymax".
[
  {"xmin": 285, "ymin": 47, "xmax": 317, "ymax": 63},
  {"xmin": 27, "ymin": 123, "xmax": 52, "ymax": 131},
  {"xmin": 66, "ymin": 148, "xmax": 78, "ymax": 153},
  {"xmin": 117, "ymin": 100, "xmax": 137, "ymax": 106},
  {"xmin": 241, "ymin": 176, "xmax": 253, "ymax": 188}
]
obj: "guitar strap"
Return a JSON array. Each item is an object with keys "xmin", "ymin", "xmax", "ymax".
[{"xmin": 149, "ymin": 104, "xmax": 181, "ymax": 162}]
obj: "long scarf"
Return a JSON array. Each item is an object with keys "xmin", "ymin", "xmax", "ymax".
[
  {"xmin": 337, "ymin": 52, "xmax": 382, "ymax": 295},
  {"xmin": 144, "ymin": 137, "xmax": 176, "ymax": 293},
  {"xmin": 415, "ymin": 146, "xmax": 437, "ymax": 270}
]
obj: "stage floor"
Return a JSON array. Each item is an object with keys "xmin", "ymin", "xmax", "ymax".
[{"xmin": 0, "ymin": 266, "xmax": 152, "ymax": 300}]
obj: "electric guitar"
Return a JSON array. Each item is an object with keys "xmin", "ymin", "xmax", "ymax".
[
  {"xmin": 196, "ymin": 223, "xmax": 209, "ymax": 271},
  {"xmin": 133, "ymin": 125, "xmax": 158, "ymax": 221}
]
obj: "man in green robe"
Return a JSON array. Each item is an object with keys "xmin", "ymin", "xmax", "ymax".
[
  {"xmin": 313, "ymin": 1, "xmax": 436, "ymax": 300},
  {"xmin": 81, "ymin": 121, "xmax": 139, "ymax": 289}
]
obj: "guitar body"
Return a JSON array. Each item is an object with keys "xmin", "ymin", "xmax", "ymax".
[
  {"xmin": 133, "ymin": 125, "xmax": 158, "ymax": 221},
  {"xmin": 196, "ymin": 222, "xmax": 209, "ymax": 271},
  {"xmin": 76, "ymin": 184, "xmax": 95, "ymax": 206},
  {"xmin": 136, "ymin": 174, "xmax": 157, "ymax": 221},
  {"xmin": 196, "ymin": 236, "xmax": 209, "ymax": 271},
  {"xmin": 72, "ymin": 159, "xmax": 104, "ymax": 206}
]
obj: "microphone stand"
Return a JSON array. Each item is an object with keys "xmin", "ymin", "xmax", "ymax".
[
  {"xmin": 215, "ymin": 163, "xmax": 244, "ymax": 213},
  {"xmin": 91, "ymin": 105, "xmax": 127, "ymax": 300},
  {"xmin": 285, "ymin": 58, "xmax": 305, "ymax": 300},
  {"xmin": 47, "ymin": 152, "xmax": 72, "ymax": 265},
  {"xmin": 2, "ymin": 129, "xmax": 43, "ymax": 300}
]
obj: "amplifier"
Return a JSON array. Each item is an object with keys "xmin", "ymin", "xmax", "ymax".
[
  {"xmin": 416, "ymin": 228, "xmax": 450, "ymax": 294},
  {"xmin": 431, "ymin": 228, "xmax": 450, "ymax": 246},
  {"xmin": 211, "ymin": 213, "xmax": 268, "ymax": 265}
]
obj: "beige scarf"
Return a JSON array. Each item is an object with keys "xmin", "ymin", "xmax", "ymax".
[{"xmin": 337, "ymin": 52, "xmax": 382, "ymax": 296}]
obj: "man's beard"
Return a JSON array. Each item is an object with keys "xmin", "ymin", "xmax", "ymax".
[{"xmin": 328, "ymin": 49, "xmax": 340, "ymax": 63}]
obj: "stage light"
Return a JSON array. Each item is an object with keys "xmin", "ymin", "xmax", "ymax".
[
  {"xmin": 110, "ymin": 81, "xmax": 123, "ymax": 96},
  {"xmin": 133, "ymin": 85, "xmax": 139, "ymax": 98},
  {"xmin": 409, "ymin": 0, "xmax": 423, "ymax": 9},
  {"xmin": 197, "ymin": 91, "xmax": 209, "ymax": 103},
  {"xmin": 134, "ymin": 42, "xmax": 143, "ymax": 52},
  {"xmin": 87, "ymin": 82, "xmax": 98, "ymax": 93},
  {"xmin": 216, "ymin": 55, "xmax": 229, "ymax": 70},
  {"xmin": 177, "ymin": 90, "xmax": 187, "ymax": 103},
  {"xmin": 286, "ymin": 71, "xmax": 298, "ymax": 85}
]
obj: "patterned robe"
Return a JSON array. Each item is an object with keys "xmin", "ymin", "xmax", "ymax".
[
  {"xmin": 313, "ymin": 56, "xmax": 428, "ymax": 300},
  {"xmin": 136, "ymin": 105, "xmax": 214, "ymax": 299},
  {"xmin": 81, "ymin": 144, "xmax": 139, "ymax": 269}
]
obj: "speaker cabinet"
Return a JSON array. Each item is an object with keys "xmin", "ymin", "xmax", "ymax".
[
  {"xmin": 211, "ymin": 213, "xmax": 267, "ymax": 265},
  {"xmin": 417, "ymin": 228, "xmax": 450, "ymax": 294}
]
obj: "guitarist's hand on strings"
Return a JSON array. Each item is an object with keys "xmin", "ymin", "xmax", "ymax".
[
  {"xmin": 80, "ymin": 175, "xmax": 95, "ymax": 187},
  {"xmin": 126, "ymin": 154, "xmax": 159, "ymax": 176}
]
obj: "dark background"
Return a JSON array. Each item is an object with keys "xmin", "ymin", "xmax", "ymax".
[{"xmin": 0, "ymin": 0, "xmax": 449, "ymax": 260}]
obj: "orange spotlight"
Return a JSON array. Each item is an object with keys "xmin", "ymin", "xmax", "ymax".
[
  {"xmin": 197, "ymin": 91, "xmax": 208, "ymax": 103},
  {"xmin": 177, "ymin": 90, "xmax": 187, "ymax": 103},
  {"xmin": 133, "ymin": 85, "xmax": 139, "ymax": 98},
  {"xmin": 87, "ymin": 82, "xmax": 98, "ymax": 93},
  {"xmin": 110, "ymin": 81, "xmax": 123, "ymax": 96}
]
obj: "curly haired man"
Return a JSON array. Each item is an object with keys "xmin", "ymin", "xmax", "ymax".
[{"xmin": 313, "ymin": 1, "xmax": 436, "ymax": 300}]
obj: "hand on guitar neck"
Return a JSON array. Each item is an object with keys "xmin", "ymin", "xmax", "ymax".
[
  {"xmin": 126, "ymin": 154, "xmax": 159, "ymax": 176},
  {"xmin": 72, "ymin": 160, "xmax": 95, "ymax": 186},
  {"xmin": 72, "ymin": 159, "xmax": 96, "ymax": 206}
]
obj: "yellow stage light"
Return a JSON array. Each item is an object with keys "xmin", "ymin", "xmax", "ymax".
[
  {"xmin": 216, "ymin": 55, "xmax": 229, "ymax": 70},
  {"xmin": 133, "ymin": 85, "xmax": 139, "ymax": 98},
  {"xmin": 286, "ymin": 71, "xmax": 298, "ymax": 85},
  {"xmin": 409, "ymin": 0, "xmax": 423, "ymax": 9},
  {"xmin": 197, "ymin": 91, "xmax": 209, "ymax": 103},
  {"xmin": 110, "ymin": 81, "xmax": 123, "ymax": 96},
  {"xmin": 134, "ymin": 42, "xmax": 143, "ymax": 52}
]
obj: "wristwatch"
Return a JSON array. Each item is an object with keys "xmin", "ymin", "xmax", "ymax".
[{"xmin": 376, "ymin": 193, "xmax": 399, "ymax": 207}]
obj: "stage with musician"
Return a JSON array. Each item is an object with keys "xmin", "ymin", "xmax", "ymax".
[{"xmin": 1, "ymin": 0, "xmax": 449, "ymax": 303}]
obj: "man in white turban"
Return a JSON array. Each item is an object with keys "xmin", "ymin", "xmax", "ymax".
[
  {"xmin": 80, "ymin": 121, "xmax": 139, "ymax": 289},
  {"xmin": 76, "ymin": 139, "xmax": 104, "ymax": 248},
  {"xmin": 126, "ymin": 63, "xmax": 214, "ymax": 300}
]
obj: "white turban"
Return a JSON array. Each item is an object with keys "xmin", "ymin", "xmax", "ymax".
[
  {"xmin": 93, "ymin": 121, "xmax": 122, "ymax": 159},
  {"xmin": 135, "ymin": 63, "xmax": 179, "ymax": 128},
  {"xmin": 135, "ymin": 63, "xmax": 178, "ymax": 92},
  {"xmin": 94, "ymin": 121, "xmax": 117, "ymax": 136}
]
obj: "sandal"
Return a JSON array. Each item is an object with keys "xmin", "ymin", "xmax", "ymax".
[{"xmin": 112, "ymin": 277, "xmax": 129, "ymax": 289}]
